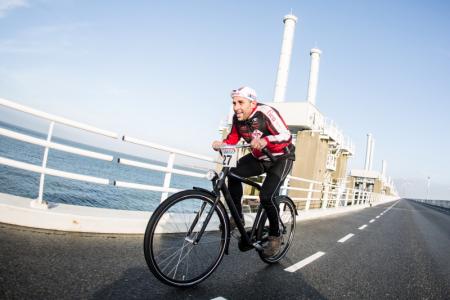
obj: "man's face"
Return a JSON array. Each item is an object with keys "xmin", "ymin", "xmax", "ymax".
[{"xmin": 232, "ymin": 96, "xmax": 256, "ymax": 121}]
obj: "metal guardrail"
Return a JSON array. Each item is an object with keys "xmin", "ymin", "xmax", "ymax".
[
  {"xmin": 1, "ymin": 98, "xmax": 391, "ymax": 211},
  {"xmin": 243, "ymin": 173, "xmax": 387, "ymax": 211},
  {"xmin": 410, "ymin": 199, "xmax": 450, "ymax": 209},
  {"xmin": 119, "ymin": 135, "xmax": 214, "ymax": 201},
  {"xmin": 0, "ymin": 97, "xmax": 119, "ymax": 208},
  {"xmin": 0, "ymin": 98, "xmax": 217, "ymax": 206}
]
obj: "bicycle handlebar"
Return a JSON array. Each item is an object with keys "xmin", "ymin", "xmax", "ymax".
[
  {"xmin": 218, "ymin": 144, "xmax": 277, "ymax": 163},
  {"xmin": 262, "ymin": 148, "xmax": 276, "ymax": 162}
]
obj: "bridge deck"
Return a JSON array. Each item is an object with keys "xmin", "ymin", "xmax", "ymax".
[{"xmin": 1, "ymin": 199, "xmax": 449, "ymax": 299}]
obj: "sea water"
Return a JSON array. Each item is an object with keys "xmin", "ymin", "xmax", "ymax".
[{"xmin": 0, "ymin": 121, "xmax": 211, "ymax": 212}]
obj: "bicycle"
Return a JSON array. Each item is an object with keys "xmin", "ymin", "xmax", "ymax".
[{"xmin": 143, "ymin": 145, "xmax": 297, "ymax": 287}]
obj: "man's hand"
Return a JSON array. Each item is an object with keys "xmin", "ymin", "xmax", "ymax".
[
  {"xmin": 212, "ymin": 140, "xmax": 224, "ymax": 151},
  {"xmin": 250, "ymin": 137, "xmax": 267, "ymax": 151}
]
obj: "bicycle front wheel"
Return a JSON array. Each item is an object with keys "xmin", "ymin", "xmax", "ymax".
[
  {"xmin": 257, "ymin": 196, "xmax": 296, "ymax": 263},
  {"xmin": 144, "ymin": 190, "xmax": 228, "ymax": 287}
]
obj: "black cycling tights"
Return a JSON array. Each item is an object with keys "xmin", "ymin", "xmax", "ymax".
[{"xmin": 228, "ymin": 153, "xmax": 293, "ymax": 236}]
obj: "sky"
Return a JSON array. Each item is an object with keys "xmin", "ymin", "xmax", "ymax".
[{"xmin": 0, "ymin": 0, "xmax": 449, "ymax": 199}]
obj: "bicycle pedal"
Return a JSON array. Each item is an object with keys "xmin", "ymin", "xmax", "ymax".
[{"xmin": 253, "ymin": 242, "xmax": 263, "ymax": 251}]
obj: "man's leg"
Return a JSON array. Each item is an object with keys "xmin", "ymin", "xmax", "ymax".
[
  {"xmin": 260, "ymin": 157, "xmax": 293, "ymax": 236},
  {"xmin": 228, "ymin": 153, "xmax": 264, "ymax": 219}
]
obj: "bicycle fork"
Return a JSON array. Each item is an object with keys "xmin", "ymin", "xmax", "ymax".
[{"xmin": 184, "ymin": 201, "xmax": 208, "ymax": 244}]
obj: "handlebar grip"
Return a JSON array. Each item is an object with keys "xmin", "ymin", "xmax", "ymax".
[{"xmin": 262, "ymin": 148, "xmax": 276, "ymax": 162}]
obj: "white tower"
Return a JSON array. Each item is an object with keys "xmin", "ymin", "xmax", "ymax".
[
  {"xmin": 273, "ymin": 14, "xmax": 298, "ymax": 103},
  {"xmin": 369, "ymin": 137, "xmax": 375, "ymax": 171},
  {"xmin": 306, "ymin": 48, "xmax": 322, "ymax": 105},
  {"xmin": 381, "ymin": 160, "xmax": 387, "ymax": 179},
  {"xmin": 364, "ymin": 133, "xmax": 372, "ymax": 171}
]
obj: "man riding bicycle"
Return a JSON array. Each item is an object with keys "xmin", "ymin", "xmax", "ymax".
[{"xmin": 212, "ymin": 86, "xmax": 295, "ymax": 257}]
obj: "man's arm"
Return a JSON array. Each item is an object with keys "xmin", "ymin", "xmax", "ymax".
[
  {"xmin": 222, "ymin": 122, "xmax": 240, "ymax": 145},
  {"xmin": 212, "ymin": 118, "xmax": 240, "ymax": 151},
  {"xmin": 259, "ymin": 105, "xmax": 291, "ymax": 144}
]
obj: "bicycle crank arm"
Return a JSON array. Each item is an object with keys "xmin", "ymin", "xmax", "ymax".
[{"xmin": 253, "ymin": 242, "xmax": 263, "ymax": 251}]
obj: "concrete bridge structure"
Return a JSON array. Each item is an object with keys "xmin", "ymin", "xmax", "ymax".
[{"xmin": 1, "ymin": 199, "xmax": 449, "ymax": 299}]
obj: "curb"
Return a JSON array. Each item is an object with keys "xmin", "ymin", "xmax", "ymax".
[{"xmin": 0, "ymin": 192, "xmax": 400, "ymax": 234}]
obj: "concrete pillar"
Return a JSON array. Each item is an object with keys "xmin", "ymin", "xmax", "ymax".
[
  {"xmin": 288, "ymin": 131, "xmax": 329, "ymax": 207},
  {"xmin": 306, "ymin": 48, "xmax": 322, "ymax": 105},
  {"xmin": 273, "ymin": 14, "xmax": 298, "ymax": 103},
  {"xmin": 374, "ymin": 178, "xmax": 383, "ymax": 193},
  {"xmin": 332, "ymin": 153, "xmax": 349, "ymax": 183}
]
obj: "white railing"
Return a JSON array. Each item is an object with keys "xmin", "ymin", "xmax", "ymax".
[
  {"xmin": 242, "ymin": 172, "xmax": 389, "ymax": 211},
  {"xmin": 0, "ymin": 98, "xmax": 219, "ymax": 207},
  {"xmin": 0, "ymin": 98, "xmax": 118, "ymax": 208},
  {"xmin": 321, "ymin": 118, "xmax": 354, "ymax": 154},
  {"xmin": 1, "ymin": 98, "xmax": 395, "ymax": 211},
  {"xmin": 117, "ymin": 135, "xmax": 215, "ymax": 201},
  {"xmin": 410, "ymin": 199, "xmax": 450, "ymax": 209}
]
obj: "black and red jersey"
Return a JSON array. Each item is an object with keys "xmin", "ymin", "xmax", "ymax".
[{"xmin": 223, "ymin": 103, "xmax": 293, "ymax": 160}]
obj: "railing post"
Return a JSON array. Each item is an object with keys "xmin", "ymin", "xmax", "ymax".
[
  {"xmin": 321, "ymin": 183, "xmax": 329, "ymax": 209},
  {"xmin": 305, "ymin": 182, "xmax": 313, "ymax": 211},
  {"xmin": 335, "ymin": 188, "xmax": 340, "ymax": 208},
  {"xmin": 344, "ymin": 188, "xmax": 349, "ymax": 206},
  {"xmin": 31, "ymin": 121, "xmax": 55, "ymax": 209},
  {"xmin": 280, "ymin": 176, "xmax": 289, "ymax": 196},
  {"xmin": 161, "ymin": 152, "xmax": 175, "ymax": 202}
]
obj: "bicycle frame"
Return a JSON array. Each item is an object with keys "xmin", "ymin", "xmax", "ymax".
[{"xmin": 192, "ymin": 165, "xmax": 284, "ymax": 251}]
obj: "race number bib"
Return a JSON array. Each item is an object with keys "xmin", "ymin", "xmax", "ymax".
[{"xmin": 221, "ymin": 147, "xmax": 237, "ymax": 167}]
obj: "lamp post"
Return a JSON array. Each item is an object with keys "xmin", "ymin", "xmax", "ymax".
[{"xmin": 426, "ymin": 176, "xmax": 431, "ymax": 201}]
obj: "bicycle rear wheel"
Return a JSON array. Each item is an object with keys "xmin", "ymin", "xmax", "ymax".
[
  {"xmin": 144, "ymin": 190, "xmax": 228, "ymax": 287},
  {"xmin": 257, "ymin": 196, "xmax": 296, "ymax": 263}
]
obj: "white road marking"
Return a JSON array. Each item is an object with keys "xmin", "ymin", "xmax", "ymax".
[
  {"xmin": 376, "ymin": 216, "xmax": 380, "ymax": 219},
  {"xmin": 211, "ymin": 297, "xmax": 227, "ymax": 300},
  {"xmin": 358, "ymin": 224, "xmax": 368, "ymax": 230},
  {"xmin": 338, "ymin": 233, "xmax": 355, "ymax": 243},
  {"xmin": 369, "ymin": 219, "xmax": 375, "ymax": 223},
  {"xmin": 284, "ymin": 251, "xmax": 326, "ymax": 273}
]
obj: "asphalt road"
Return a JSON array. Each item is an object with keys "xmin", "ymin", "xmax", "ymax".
[{"xmin": 1, "ymin": 199, "xmax": 449, "ymax": 299}]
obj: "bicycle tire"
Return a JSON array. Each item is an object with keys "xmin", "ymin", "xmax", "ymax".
[
  {"xmin": 256, "ymin": 196, "xmax": 296, "ymax": 263},
  {"xmin": 144, "ymin": 189, "xmax": 228, "ymax": 287}
]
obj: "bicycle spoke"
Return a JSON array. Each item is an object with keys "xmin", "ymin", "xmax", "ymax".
[
  {"xmin": 169, "ymin": 244, "xmax": 195, "ymax": 279},
  {"xmin": 159, "ymin": 241, "xmax": 190, "ymax": 273},
  {"xmin": 146, "ymin": 192, "xmax": 227, "ymax": 285}
]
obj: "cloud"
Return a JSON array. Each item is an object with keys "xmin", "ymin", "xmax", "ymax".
[
  {"xmin": 0, "ymin": 22, "xmax": 90, "ymax": 55},
  {"xmin": 0, "ymin": 0, "xmax": 28, "ymax": 18}
]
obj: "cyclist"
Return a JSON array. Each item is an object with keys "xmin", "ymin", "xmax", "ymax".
[{"xmin": 212, "ymin": 86, "xmax": 295, "ymax": 256}]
